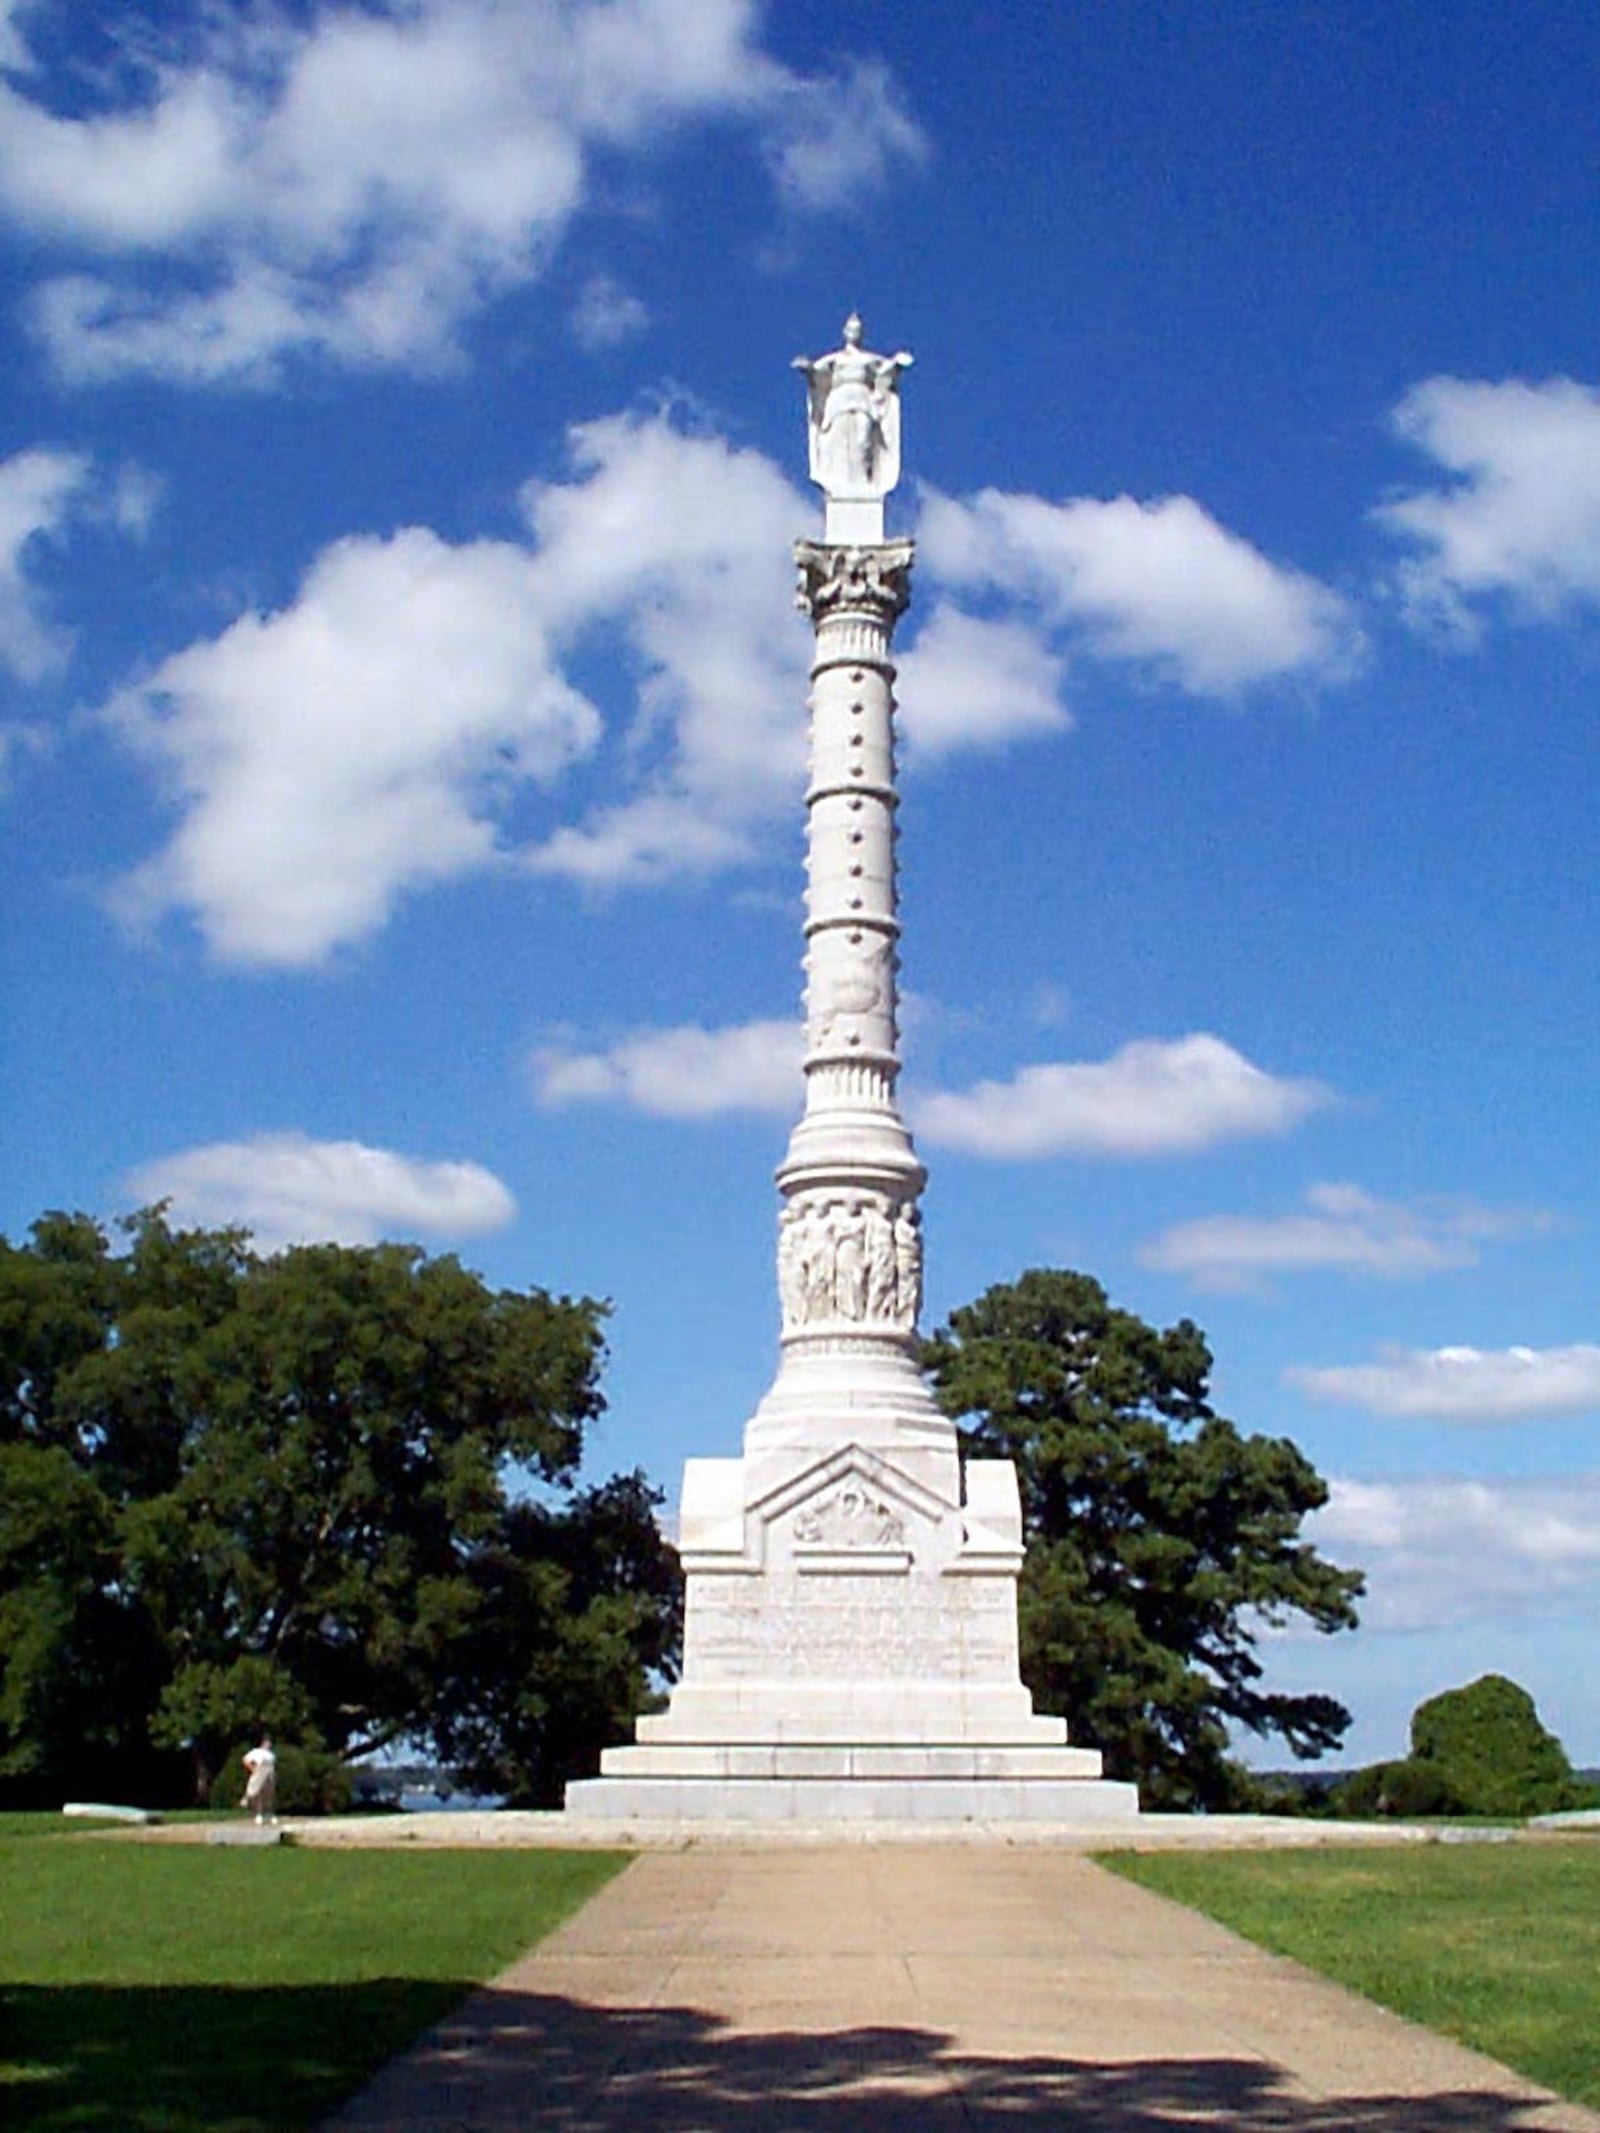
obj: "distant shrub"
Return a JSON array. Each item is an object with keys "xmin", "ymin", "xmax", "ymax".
[
  {"xmin": 1328, "ymin": 1761, "xmax": 1392, "ymax": 1817},
  {"xmin": 210, "ymin": 1743, "xmax": 352, "ymax": 1817},
  {"xmin": 1409, "ymin": 1675, "xmax": 1585, "ymax": 1818},
  {"xmin": 1331, "ymin": 1675, "xmax": 1587, "ymax": 1820}
]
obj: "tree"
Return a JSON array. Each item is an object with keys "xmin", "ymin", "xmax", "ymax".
[
  {"xmin": 0, "ymin": 1208, "xmax": 681, "ymax": 1806},
  {"xmin": 922, "ymin": 1268, "xmax": 1363, "ymax": 1809},
  {"xmin": 1334, "ymin": 1674, "xmax": 1594, "ymax": 1819},
  {"xmin": 435, "ymin": 1471, "xmax": 684, "ymax": 1806}
]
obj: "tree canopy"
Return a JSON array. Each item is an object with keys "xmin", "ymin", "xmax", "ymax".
[
  {"xmin": 0, "ymin": 1208, "xmax": 681, "ymax": 1807},
  {"xmin": 1333, "ymin": 1674, "xmax": 1594, "ymax": 1819},
  {"xmin": 923, "ymin": 1267, "xmax": 1363, "ymax": 1809}
]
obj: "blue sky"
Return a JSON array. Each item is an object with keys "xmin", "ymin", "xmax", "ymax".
[{"xmin": 3, "ymin": 0, "xmax": 1597, "ymax": 1771}]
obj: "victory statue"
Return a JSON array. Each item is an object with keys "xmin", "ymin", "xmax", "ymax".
[{"xmin": 793, "ymin": 313, "xmax": 913, "ymax": 542}]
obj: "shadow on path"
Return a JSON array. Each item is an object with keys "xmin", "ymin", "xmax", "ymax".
[{"xmin": 328, "ymin": 1986, "xmax": 1588, "ymax": 2132}]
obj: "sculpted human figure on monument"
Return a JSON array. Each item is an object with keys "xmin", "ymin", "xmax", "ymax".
[
  {"xmin": 793, "ymin": 313, "xmax": 913, "ymax": 500},
  {"xmin": 894, "ymin": 1206, "xmax": 922, "ymax": 1328}
]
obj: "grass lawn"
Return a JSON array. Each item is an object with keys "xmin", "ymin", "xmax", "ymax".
[
  {"xmin": 1104, "ymin": 1840, "xmax": 1600, "ymax": 2111},
  {"xmin": 1, "ymin": 1817, "xmax": 628, "ymax": 2132}
]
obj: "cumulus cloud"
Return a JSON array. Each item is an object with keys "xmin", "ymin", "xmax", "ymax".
[
  {"xmin": 918, "ymin": 484, "xmax": 1359, "ymax": 697},
  {"xmin": 1143, "ymin": 1181, "xmax": 1552, "ymax": 1290},
  {"xmin": 101, "ymin": 395, "xmax": 1371, "ymax": 962},
  {"xmin": 1291, "ymin": 1343, "xmax": 1600, "ymax": 1423},
  {"xmin": 124, "ymin": 1132, "xmax": 517, "ymax": 1252},
  {"xmin": 894, "ymin": 601, "xmax": 1070, "ymax": 755},
  {"xmin": 0, "ymin": 445, "xmax": 93, "ymax": 678},
  {"xmin": 0, "ymin": 0, "xmax": 924, "ymax": 385},
  {"xmin": 1378, "ymin": 375, "xmax": 1600, "ymax": 636},
  {"xmin": 531, "ymin": 1017, "xmax": 801, "ymax": 1118},
  {"xmin": 98, "ymin": 409, "xmax": 815, "ymax": 958},
  {"xmin": 107, "ymin": 525, "xmax": 599, "ymax": 964},
  {"xmin": 1311, "ymin": 1474, "xmax": 1600, "ymax": 1632},
  {"xmin": 517, "ymin": 411, "xmax": 810, "ymax": 884},
  {"xmin": 912, "ymin": 1034, "xmax": 1331, "ymax": 1160}
]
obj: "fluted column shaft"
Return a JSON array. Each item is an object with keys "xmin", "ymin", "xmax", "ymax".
[{"xmin": 776, "ymin": 539, "xmax": 924, "ymax": 1363}]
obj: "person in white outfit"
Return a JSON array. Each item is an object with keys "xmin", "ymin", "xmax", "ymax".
[{"xmin": 241, "ymin": 1736, "xmax": 277, "ymax": 1824}]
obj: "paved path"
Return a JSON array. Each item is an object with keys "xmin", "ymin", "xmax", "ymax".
[{"xmin": 323, "ymin": 1846, "xmax": 1598, "ymax": 2133}]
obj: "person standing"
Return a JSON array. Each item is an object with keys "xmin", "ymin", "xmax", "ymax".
[{"xmin": 241, "ymin": 1734, "xmax": 277, "ymax": 1824}]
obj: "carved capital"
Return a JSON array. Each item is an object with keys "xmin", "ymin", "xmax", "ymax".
[{"xmin": 795, "ymin": 538, "xmax": 915, "ymax": 626}]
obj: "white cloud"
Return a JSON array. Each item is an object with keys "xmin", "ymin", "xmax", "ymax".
[
  {"xmin": 531, "ymin": 1017, "xmax": 801, "ymax": 1118},
  {"xmin": 100, "ymin": 409, "xmax": 814, "ymax": 959},
  {"xmin": 1290, "ymin": 1343, "xmax": 1600, "ymax": 1423},
  {"xmin": 760, "ymin": 55, "xmax": 927, "ymax": 214},
  {"xmin": 518, "ymin": 411, "xmax": 810, "ymax": 885},
  {"xmin": 918, "ymin": 484, "xmax": 1358, "ymax": 696},
  {"xmin": 1143, "ymin": 1181, "xmax": 1551, "ymax": 1290},
  {"xmin": 107, "ymin": 525, "xmax": 600, "ymax": 964},
  {"xmin": 913, "ymin": 1034, "xmax": 1331, "ymax": 1159},
  {"xmin": 104, "ymin": 399, "xmax": 1367, "ymax": 963},
  {"xmin": 1378, "ymin": 375, "xmax": 1600, "ymax": 635},
  {"xmin": 0, "ymin": 0, "xmax": 923, "ymax": 385},
  {"xmin": 0, "ymin": 445, "xmax": 92, "ymax": 678},
  {"xmin": 1311, "ymin": 1474, "xmax": 1600, "ymax": 1632},
  {"xmin": 124, "ymin": 1132, "xmax": 517, "ymax": 1252},
  {"xmin": 894, "ymin": 601, "xmax": 1070, "ymax": 755},
  {"xmin": 569, "ymin": 273, "xmax": 648, "ymax": 350}
]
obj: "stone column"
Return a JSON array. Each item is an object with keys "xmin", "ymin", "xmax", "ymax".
[
  {"xmin": 745, "ymin": 543, "xmax": 956, "ymax": 1497},
  {"xmin": 781, "ymin": 539, "xmax": 921, "ymax": 1334}
]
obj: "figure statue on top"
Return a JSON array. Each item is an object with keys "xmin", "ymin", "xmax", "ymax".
[{"xmin": 794, "ymin": 314, "xmax": 913, "ymax": 503}]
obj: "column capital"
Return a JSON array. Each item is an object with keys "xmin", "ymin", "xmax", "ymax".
[{"xmin": 794, "ymin": 539, "xmax": 915, "ymax": 627}]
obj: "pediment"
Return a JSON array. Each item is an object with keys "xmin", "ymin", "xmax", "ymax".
[{"xmin": 749, "ymin": 1443, "xmax": 952, "ymax": 1540}]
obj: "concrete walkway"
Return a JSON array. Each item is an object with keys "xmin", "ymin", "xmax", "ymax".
[{"xmin": 322, "ymin": 1845, "xmax": 1600, "ymax": 2132}]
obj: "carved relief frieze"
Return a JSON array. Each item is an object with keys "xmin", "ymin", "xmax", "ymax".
[
  {"xmin": 778, "ymin": 1194, "xmax": 922, "ymax": 1332},
  {"xmin": 792, "ymin": 1483, "xmax": 907, "ymax": 1549}
]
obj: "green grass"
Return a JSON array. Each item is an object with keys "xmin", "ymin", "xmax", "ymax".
[
  {"xmin": 1, "ymin": 1818, "xmax": 628, "ymax": 2132},
  {"xmin": 1104, "ymin": 1841, "xmax": 1600, "ymax": 2110}
]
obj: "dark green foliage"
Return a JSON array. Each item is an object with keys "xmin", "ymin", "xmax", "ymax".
[
  {"xmin": 1334, "ymin": 1674, "xmax": 1590, "ymax": 1818},
  {"xmin": 435, "ymin": 1469, "xmax": 684, "ymax": 1806},
  {"xmin": 1330, "ymin": 1755, "xmax": 1466, "ymax": 1818},
  {"xmin": 0, "ymin": 1208, "xmax": 682, "ymax": 1809},
  {"xmin": 209, "ymin": 1740, "xmax": 354, "ymax": 1816},
  {"xmin": 1410, "ymin": 1673, "xmax": 1582, "ymax": 1814},
  {"xmin": 923, "ymin": 1268, "xmax": 1362, "ymax": 1809}
]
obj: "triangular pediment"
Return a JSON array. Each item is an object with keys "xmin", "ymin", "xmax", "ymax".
[{"xmin": 749, "ymin": 1442, "xmax": 953, "ymax": 1533}]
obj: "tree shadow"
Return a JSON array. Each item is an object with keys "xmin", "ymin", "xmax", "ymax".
[
  {"xmin": 1, "ymin": 1979, "xmax": 473, "ymax": 2133},
  {"xmin": 326, "ymin": 1985, "xmax": 1592, "ymax": 2132}
]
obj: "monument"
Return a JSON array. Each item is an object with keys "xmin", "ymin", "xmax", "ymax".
[{"xmin": 565, "ymin": 322, "xmax": 1139, "ymax": 1823}]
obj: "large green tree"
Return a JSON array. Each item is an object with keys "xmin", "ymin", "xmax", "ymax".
[
  {"xmin": 923, "ymin": 1268, "xmax": 1362, "ymax": 1809},
  {"xmin": 0, "ymin": 1208, "xmax": 681, "ymax": 1807}
]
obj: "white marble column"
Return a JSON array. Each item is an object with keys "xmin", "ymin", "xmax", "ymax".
[{"xmin": 745, "ymin": 536, "xmax": 957, "ymax": 1497}]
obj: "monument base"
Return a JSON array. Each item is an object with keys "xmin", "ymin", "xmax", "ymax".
[
  {"xmin": 565, "ymin": 1773, "xmax": 1137, "ymax": 1824},
  {"xmin": 562, "ymin": 1422, "xmax": 1142, "ymax": 1828}
]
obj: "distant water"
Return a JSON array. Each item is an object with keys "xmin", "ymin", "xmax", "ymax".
[{"xmin": 398, "ymin": 1789, "xmax": 507, "ymax": 1814}]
